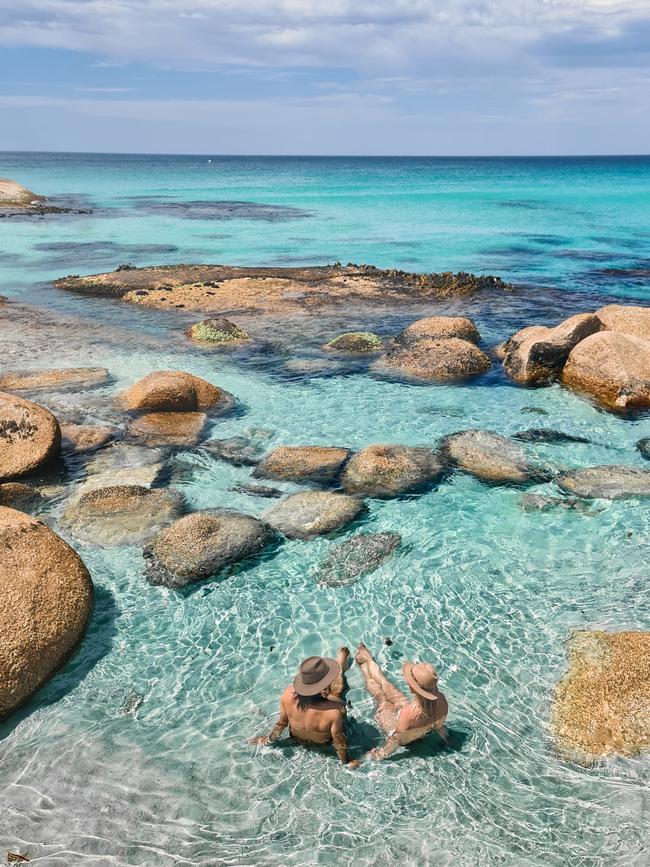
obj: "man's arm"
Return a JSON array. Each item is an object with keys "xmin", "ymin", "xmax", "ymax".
[{"xmin": 249, "ymin": 700, "xmax": 289, "ymax": 745}]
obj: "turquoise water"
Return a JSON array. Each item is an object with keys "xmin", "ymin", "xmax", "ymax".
[{"xmin": 1, "ymin": 153, "xmax": 649, "ymax": 866}]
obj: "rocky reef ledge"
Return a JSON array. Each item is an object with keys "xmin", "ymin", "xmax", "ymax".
[
  {"xmin": 54, "ymin": 263, "xmax": 512, "ymax": 316},
  {"xmin": 0, "ymin": 176, "xmax": 88, "ymax": 218}
]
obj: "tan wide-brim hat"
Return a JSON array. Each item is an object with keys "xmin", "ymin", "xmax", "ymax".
[
  {"xmin": 293, "ymin": 655, "xmax": 341, "ymax": 696},
  {"xmin": 403, "ymin": 661, "xmax": 439, "ymax": 700}
]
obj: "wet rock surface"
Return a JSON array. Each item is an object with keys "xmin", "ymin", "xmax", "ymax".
[
  {"xmin": 398, "ymin": 316, "xmax": 480, "ymax": 345},
  {"xmin": 595, "ymin": 304, "xmax": 650, "ymax": 339},
  {"xmin": 442, "ymin": 429, "xmax": 540, "ymax": 484},
  {"xmin": 513, "ymin": 429, "xmax": 591, "ymax": 444},
  {"xmin": 0, "ymin": 392, "xmax": 61, "ymax": 481},
  {"xmin": 203, "ymin": 435, "xmax": 266, "ymax": 466},
  {"xmin": 341, "ymin": 445, "xmax": 444, "ymax": 497},
  {"xmin": 119, "ymin": 370, "xmax": 230, "ymax": 413},
  {"xmin": 186, "ymin": 318, "xmax": 250, "ymax": 343},
  {"xmin": 62, "ymin": 484, "xmax": 184, "ymax": 545},
  {"xmin": 0, "ymin": 367, "xmax": 110, "ymax": 393},
  {"xmin": 254, "ymin": 445, "xmax": 351, "ymax": 484},
  {"xmin": 125, "ymin": 411, "xmax": 207, "ymax": 448},
  {"xmin": 552, "ymin": 630, "xmax": 650, "ymax": 763},
  {"xmin": 0, "ymin": 481, "xmax": 43, "ymax": 511},
  {"xmin": 60, "ymin": 424, "xmax": 117, "ymax": 455},
  {"xmin": 323, "ymin": 332, "xmax": 383, "ymax": 353},
  {"xmin": 316, "ymin": 532, "xmax": 402, "ymax": 587},
  {"xmin": 263, "ymin": 491, "xmax": 364, "ymax": 539},
  {"xmin": 229, "ymin": 483, "xmax": 284, "ymax": 499},
  {"xmin": 144, "ymin": 509, "xmax": 275, "ymax": 588},
  {"xmin": 557, "ymin": 465, "xmax": 650, "ymax": 499},
  {"xmin": 0, "ymin": 506, "xmax": 93, "ymax": 719},
  {"xmin": 380, "ymin": 337, "xmax": 491, "ymax": 380},
  {"xmin": 79, "ymin": 442, "xmax": 166, "ymax": 494}
]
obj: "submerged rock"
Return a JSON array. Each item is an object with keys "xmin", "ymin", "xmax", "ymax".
[
  {"xmin": 442, "ymin": 429, "xmax": 540, "ymax": 484},
  {"xmin": 595, "ymin": 304, "xmax": 650, "ymax": 339},
  {"xmin": 0, "ymin": 481, "xmax": 43, "ymax": 511},
  {"xmin": 562, "ymin": 332, "xmax": 650, "ymax": 411},
  {"xmin": 263, "ymin": 491, "xmax": 364, "ymax": 539},
  {"xmin": 503, "ymin": 314, "xmax": 602, "ymax": 385},
  {"xmin": 254, "ymin": 445, "xmax": 351, "ymax": 484},
  {"xmin": 144, "ymin": 509, "xmax": 275, "ymax": 588},
  {"xmin": 341, "ymin": 445, "xmax": 444, "ymax": 497},
  {"xmin": 380, "ymin": 337, "xmax": 491, "ymax": 380},
  {"xmin": 186, "ymin": 318, "xmax": 250, "ymax": 343},
  {"xmin": 557, "ymin": 465, "xmax": 650, "ymax": 499},
  {"xmin": 0, "ymin": 367, "xmax": 110, "ymax": 393},
  {"xmin": 398, "ymin": 316, "xmax": 480, "ymax": 345},
  {"xmin": 552, "ymin": 630, "xmax": 650, "ymax": 763},
  {"xmin": 323, "ymin": 332, "xmax": 383, "ymax": 353},
  {"xmin": 513, "ymin": 429, "xmax": 590, "ymax": 445},
  {"xmin": 80, "ymin": 442, "xmax": 166, "ymax": 494},
  {"xmin": 125, "ymin": 411, "xmax": 207, "ymax": 448},
  {"xmin": 636, "ymin": 438, "xmax": 650, "ymax": 459},
  {"xmin": 119, "ymin": 370, "xmax": 231, "ymax": 413},
  {"xmin": 60, "ymin": 423, "xmax": 117, "ymax": 455},
  {"xmin": 230, "ymin": 483, "xmax": 283, "ymax": 499},
  {"xmin": 520, "ymin": 493, "xmax": 597, "ymax": 514},
  {"xmin": 0, "ymin": 506, "xmax": 93, "ymax": 719},
  {"xmin": 203, "ymin": 435, "xmax": 266, "ymax": 466},
  {"xmin": 316, "ymin": 532, "xmax": 402, "ymax": 587},
  {"xmin": 0, "ymin": 392, "xmax": 61, "ymax": 481},
  {"xmin": 62, "ymin": 484, "xmax": 184, "ymax": 546}
]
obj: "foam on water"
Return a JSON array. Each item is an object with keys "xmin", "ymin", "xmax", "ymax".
[{"xmin": 1, "ymin": 153, "xmax": 649, "ymax": 866}]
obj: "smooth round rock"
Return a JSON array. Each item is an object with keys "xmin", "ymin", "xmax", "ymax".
[
  {"xmin": 557, "ymin": 465, "xmax": 650, "ymax": 500},
  {"xmin": 125, "ymin": 411, "xmax": 207, "ymax": 448},
  {"xmin": 398, "ymin": 316, "xmax": 480, "ymax": 345},
  {"xmin": 0, "ymin": 482, "xmax": 43, "ymax": 511},
  {"xmin": 324, "ymin": 332, "xmax": 383, "ymax": 353},
  {"xmin": 144, "ymin": 509, "xmax": 275, "ymax": 588},
  {"xmin": 254, "ymin": 445, "xmax": 351, "ymax": 484},
  {"xmin": 0, "ymin": 506, "xmax": 93, "ymax": 719},
  {"xmin": 263, "ymin": 491, "xmax": 364, "ymax": 539},
  {"xmin": 341, "ymin": 445, "xmax": 444, "ymax": 497},
  {"xmin": 61, "ymin": 424, "xmax": 117, "ymax": 455},
  {"xmin": 62, "ymin": 484, "xmax": 184, "ymax": 545},
  {"xmin": 442, "ymin": 429, "xmax": 537, "ymax": 484},
  {"xmin": 316, "ymin": 532, "xmax": 402, "ymax": 587},
  {"xmin": 0, "ymin": 392, "xmax": 61, "ymax": 481},
  {"xmin": 381, "ymin": 337, "xmax": 490, "ymax": 380},
  {"xmin": 119, "ymin": 371, "xmax": 229, "ymax": 412},
  {"xmin": 596, "ymin": 304, "xmax": 650, "ymax": 339}
]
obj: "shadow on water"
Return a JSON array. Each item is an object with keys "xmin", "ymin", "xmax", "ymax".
[{"xmin": 0, "ymin": 584, "xmax": 120, "ymax": 740}]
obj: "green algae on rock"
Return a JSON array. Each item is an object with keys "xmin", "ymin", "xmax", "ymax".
[
  {"xmin": 187, "ymin": 318, "xmax": 250, "ymax": 344},
  {"xmin": 323, "ymin": 332, "xmax": 383, "ymax": 353}
]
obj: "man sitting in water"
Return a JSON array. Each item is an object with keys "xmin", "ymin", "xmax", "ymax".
[
  {"xmin": 355, "ymin": 642, "xmax": 449, "ymax": 760},
  {"xmin": 250, "ymin": 648, "xmax": 359, "ymax": 766}
]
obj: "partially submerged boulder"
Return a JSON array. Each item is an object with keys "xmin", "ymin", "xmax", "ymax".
[
  {"xmin": 79, "ymin": 442, "xmax": 166, "ymax": 494},
  {"xmin": 62, "ymin": 484, "xmax": 184, "ymax": 546},
  {"xmin": 503, "ymin": 314, "xmax": 602, "ymax": 385},
  {"xmin": 263, "ymin": 491, "xmax": 364, "ymax": 539},
  {"xmin": 144, "ymin": 509, "xmax": 275, "ymax": 588},
  {"xmin": 0, "ymin": 392, "xmax": 61, "ymax": 481},
  {"xmin": 562, "ymin": 332, "xmax": 650, "ymax": 411},
  {"xmin": 596, "ymin": 304, "xmax": 650, "ymax": 339},
  {"xmin": 0, "ymin": 367, "xmax": 110, "ymax": 393},
  {"xmin": 398, "ymin": 316, "xmax": 480, "ymax": 345},
  {"xmin": 119, "ymin": 371, "xmax": 231, "ymax": 413},
  {"xmin": 60, "ymin": 424, "xmax": 117, "ymax": 456},
  {"xmin": 316, "ymin": 532, "xmax": 402, "ymax": 587},
  {"xmin": 254, "ymin": 445, "xmax": 351, "ymax": 484},
  {"xmin": 380, "ymin": 338, "xmax": 490, "ymax": 380},
  {"xmin": 0, "ymin": 506, "xmax": 93, "ymax": 719},
  {"xmin": 125, "ymin": 411, "xmax": 207, "ymax": 448},
  {"xmin": 323, "ymin": 332, "xmax": 383, "ymax": 353},
  {"xmin": 341, "ymin": 445, "xmax": 444, "ymax": 497},
  {"xmin": 186, "ymin": 318, "xmax": 250, "ymax": 344},
  {"xmin": 557, "ymin": 465, "xmax": 650, "ymax": 499},
  {"xmin": 0, "ymin": 482, "xmax": 43, "ymax": 511},
  {"xmin": 552, "ymin": 630, "xmax": 650, "ymax": 764},
  {"xmin": 442, "ymin": 429, "xmax": 539, "ymax": 484}
]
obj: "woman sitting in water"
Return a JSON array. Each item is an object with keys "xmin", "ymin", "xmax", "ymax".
[{"xmin": 355, "ymin": 642, "xmax": 449, "ymax": 761}]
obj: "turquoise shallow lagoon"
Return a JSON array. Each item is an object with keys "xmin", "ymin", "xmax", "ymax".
[{"xmin": 0, "ymin": 153, "xmax": 649, "ymax": 865}]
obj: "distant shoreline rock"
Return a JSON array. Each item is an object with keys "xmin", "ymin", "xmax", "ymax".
[{"xmin": 0, "ymin": 176, "xmax": 89, "ymax": 218}]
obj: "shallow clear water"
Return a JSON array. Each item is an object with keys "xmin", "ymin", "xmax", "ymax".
[{"xmin": 0, "ymin": 153, "xmax": 649, "ymax": 866}]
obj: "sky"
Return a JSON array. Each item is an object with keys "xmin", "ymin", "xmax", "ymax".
[{"xmin": 0, "ymin": 0, "xmax": 649, "ymax": 155}]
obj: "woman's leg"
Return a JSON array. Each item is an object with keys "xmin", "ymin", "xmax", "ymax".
[
  {"xmin": 355, "ymin": 643, "xmax": 407, "ymax": 733},
  {"xmin": 329, "ymin": 646, "xmax": 351, "ymax": 700}
]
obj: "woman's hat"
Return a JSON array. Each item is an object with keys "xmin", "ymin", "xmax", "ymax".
[
  {"xmin": 293, "ymin": 656, "xmax": 341, "ymax": 696},
  {"xmin": 403, "ymin": 661, "xmax": 439, "ymax": 700}
]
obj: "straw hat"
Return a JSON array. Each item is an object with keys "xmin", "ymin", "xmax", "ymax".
[
  {"xmin": 403, "ymin": 661, "xmax": 439, "ymax": 700},
  {"xmin": 293, "ymin": 656, "xmax": 341, "ymax": 696}
]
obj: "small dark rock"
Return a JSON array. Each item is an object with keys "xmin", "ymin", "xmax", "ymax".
[
  {"xmin": 636, "ymin": 437, "xmax": 650, "ymax": 459},
  {"xmin": 513, "ymin": 429, "xmax": 591, "ymax": 444},
  {"xmin": 230, "ymin": 483, "xmax": 283, "ymax": 499}
]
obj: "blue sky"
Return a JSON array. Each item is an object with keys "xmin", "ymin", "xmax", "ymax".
[{"xmin": 0, "ymin": 0, "xmax": 649, "ymax": 155}]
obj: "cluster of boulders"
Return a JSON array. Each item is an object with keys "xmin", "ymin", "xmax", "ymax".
[{"xmin": 501, "ymin": 303, "xmax": 650, "ymax": 411}]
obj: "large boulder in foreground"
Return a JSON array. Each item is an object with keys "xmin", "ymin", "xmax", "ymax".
[
  {"xmin": 254, "ymin": 445, "xmax": 351, "ymax": 484},
  {"xmin": 596, "ymin": 304, "xmax": 650, "ymax": 339},
  {"xmin": 263, "ymin": 491, "xmax": 364, "ymax": 539},
  {"xmin": 62, "ymin": 484, "xmax": 184, "ymax": 545},
  {"xmin": 503, "ymin": 313, "xmax": 602, "ymax": 385},
  {"xmin": 125, "ymin": 411, "xmax": 207, "ymax": 448},
  {"xmin": 341, "ymin": 445, "xmax": 444, "ymax": 497},
  {"xmin": 144, "ymin": 509, "xmax": 275, "ymax": 588},
  {"xmin": 562, "ymin": 332, "xmax": 650, "ymax": 411},
  {"xmin": 316, "ymin": 532, "xmax": 402, "ymax": 587},
  {"xmin": 119, "ymin": 371, "xmax": 231, "ymax": 413},
  {"xmin": 0, "ymin": 392, "xmax": 61, "ymax": 481},
  {"xmin": 552, "ymin": 630, "xmax": 650, "ymax": 764},
  {"xmin": 442, "ymin": 429, "xmax": 539, "ymax": 484},
  {"xmin": 398, "ymin": 316, "xmax": 480, "ymax": 345},
  {"xmin": 557, "ymin": 465, "xmax": 650, "ymax": 499},
  {"xmin": 0, "ymin": 367, "xmax": 110, "ymax": 393},
  {"xmin": 0, "ymin": 506, "xmax": 93, "ymax": 719},
  {"xmin": 380, "ymin": 337, "xmax": 490, "ymax": 380}
]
